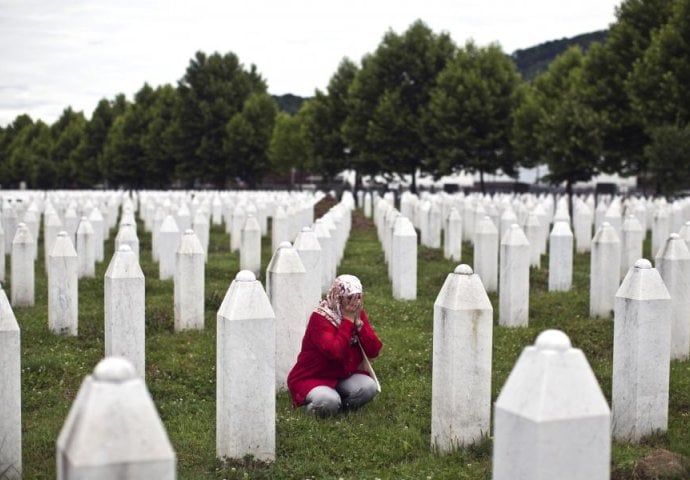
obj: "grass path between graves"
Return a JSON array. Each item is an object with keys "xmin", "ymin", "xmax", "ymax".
[{"xmin": 15, "ymin": 204, "xmax": 690, "ymax": 479}]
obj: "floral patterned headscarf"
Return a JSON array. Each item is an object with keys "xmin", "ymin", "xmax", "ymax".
[{"xmin": 315, "ymin": 274, "xmax": 363, "ymax": 327}]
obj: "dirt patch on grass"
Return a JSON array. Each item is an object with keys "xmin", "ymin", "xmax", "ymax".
[
  {"xmin": 312, "ymin": 194, "xmax": 375, "ymax": 232},
  {"xmin": 613, "ymin": 449, "xmax": 690, "ymax": 480},
  {"xmin": 313, "ymin": 194, "xmax": 340, "ymax": 219}
]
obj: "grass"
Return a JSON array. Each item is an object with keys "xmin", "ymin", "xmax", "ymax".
[{"xmin": 10, "ymin": 203, "xmax": 690, "ymax": 479}]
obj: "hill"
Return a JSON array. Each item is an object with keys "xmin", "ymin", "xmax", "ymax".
[
  {"xmin": 272, "ymin": 93, "xmax": 308, "ymax": 115},
  {"xmin": 271, "ymin": 31, "xmax": 609, "ymax": 111},
  {"xmin": 511, "ymin": 30, "xmax": 608, "ymax": 80}
]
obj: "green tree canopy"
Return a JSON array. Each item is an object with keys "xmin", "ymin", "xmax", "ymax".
[
  {"xmin": 268, "ymin": 111, "xmax": 309, "ymax": 184},
  {"xmin": 224, "ymin": 92, "xmax": 277, "ymax": 188},
  {"xmin": 300, "ymin": 58, "xmax": 358, "ymax": 182},
  {"xmin": 424, "ymin": 41, "xmax": 523, "ymax": 192},
  {"xmin": 529, "ymin": 47, "xmax": 605, "ymax": 211},
  {"xmin": 175, "ymin": 51, "xmax": 267, "ymax": 186},
  {"xmin": 343, "ymin": 20, "xmax": 456, "ymax": 191}
]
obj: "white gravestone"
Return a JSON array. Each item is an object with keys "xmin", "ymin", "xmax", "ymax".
[
  {"xmin": 612, "ymin": 259, "xmax": 671, "ymax": 442},
  {"xmin": 364, "ymin": 192, "xmax": 372, "ymax": 218},
  {"xmin": 474, "ymin": 216, "xmax": 498, "ymax": 293},
  {"xmin": 428, "ymin": 202, "xmax": 442, "ymax": 249},
  {"xmin": 76, "ymin": 217, "xmax": 96, "ymax": 278},
  {"xmin": 621, "ymin": 214, "xmax": 644, "ymax": 279},
  {"xmin": 22, "ymin": 209, "xmax": 39, "ymax": 261},
  {"xmin": 548, "ymin": 221, "xmax": 573, "ymax": 291},
  {"xmin": 2, "ymin": 204, "xmax": 17, "ymax": 253},
  {"xmin": 48, "ymin": 231, "xmax": 79, "ymax": 336},
  {"xmin": 44, "ymin": 213, "xmax": 63, "ymax": 271},
  {"xmin": 392, "ymin": 216, "xmax": 418, "ymax": 301},
  {"xmin": 158, "ymin": 215, "xmax": 180, "ymax": 280},
  {"xmin": 573, "ymin": 201, "xmax": 593, "ymax": 253},
  {"xmin": 63, "ymin": 206, "xmax": 79, "ymax": 246},
  {"xmin": 240, "ymin": 214, "xmax": 262, "ymax": 278},
  {"xmin": 56, "ymin": 357, "xmax": 176, "ymax": 479},
  {"xmin": 192, "ymin": 210, "xmax": 210, "ymax": 261},
  {"xmin": 272, "ymin": 205, "xmax": 290, "ymax": 254},
  {"xmin": 88, "ymin": 207, "xmax": 105, "ymax": 262},
  {"xmin": 0, "ymin": 222, "xmax": 4, "ymax": 283},
  {"xmin": 444, "ymin": 207, "xmax": 462, "ymax": 262},
  {"xmin": 293, "ymin": 227, "xmax": 323, "ymax": 311},
  {"xmin": 651, "ymin": 208, "xmax": 670, "ymax": 258},
  {"xmin": 655, "ymin": 233, "xmax": 690, "ymax": 361},
  {"xmin": 174, "ymin": 230, "xmax": 205, "ymax": 331},
  {"xmin": 11, "ymin": 223, "xmax": 35, "ymax": 307},
  {"xmin": 590, "ymin": 222, "xmax": 621, "ymax": 318},
  {"xmin": 499, "ymin": 224, "xmax": 530, "ymax": 327},
  {"xmin": 230, "ymin": 204, "xmax": 246, "ymax": 252},
  {"xmin": 217, "ymin": 270, "xmax": 276, "ymax": 462},
  {"xmin": 525, "ymin": 211, "xmax": 542, "ymax": 269},
  {"xmin": 0, "ymin": 283, "xmax": 21, "ymax": 479},
  {"xmin": 115, "ymin": 221, "xmax": 140, "ymax": 263},
  {"xmin": 314, "ymin": 219, "xmax": 334, "ymax": 294},
  {"xmin": 105, "ymin": 245, "xmax": 146, "ymax": 378},
  {"xmin": 431, "ymin": 264, "xmax": 492, "ymax": 453},
  {"xmin": 493, "ymin": 330, "xmax": 610, "ymax": 480},
  {"xmin": 266, "ymin": 242, "xmax": 307, "ymax": 390}
]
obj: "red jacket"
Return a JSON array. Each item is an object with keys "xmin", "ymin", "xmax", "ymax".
[{"xmin": 287, "ymin": 309, "xmax": 382, "ymax": 407}]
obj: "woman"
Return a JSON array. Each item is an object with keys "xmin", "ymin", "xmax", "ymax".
[{"xmin": 287, "ymin": 274, "xmax": 382, "ymax": 417}]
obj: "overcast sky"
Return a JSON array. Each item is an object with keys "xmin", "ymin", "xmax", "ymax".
[{"xmin": 0, "ymin": 0, "xmax": 622, "ymax": 127}]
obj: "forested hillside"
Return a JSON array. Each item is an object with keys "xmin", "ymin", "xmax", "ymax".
[{"xmin": 511, "ymin": 30, "xmax": 608, "ymax": 80}]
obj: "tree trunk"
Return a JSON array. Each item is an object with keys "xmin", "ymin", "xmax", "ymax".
[
  {"xmin": 566, "ymin": 178, "xmax": 573, "ymax": 220},
  {"xmin": 479, "ymin": 169, "xmax": 486, "ymax": 194},
  {"xmin": 411, "ymin": 169, "xmax": 417, "ymax": 194}
]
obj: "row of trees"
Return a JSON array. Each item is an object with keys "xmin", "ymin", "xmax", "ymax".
[{"xmin": 1, "ymin": 0, "xmax": 689, "ymax": 194}]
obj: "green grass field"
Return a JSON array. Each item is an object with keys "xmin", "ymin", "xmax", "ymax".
[{"xmin": 11, "ymin": 204, "xmax": 690, "ymax": 479}]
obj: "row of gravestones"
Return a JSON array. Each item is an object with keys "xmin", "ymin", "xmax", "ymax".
[
  {"xmin": 370, "ymin": 190, "xmax": 690, "ymax": 359},
  {"xmin": 354, "ymin": 189, "xmax": 687, "ymax": 478},
  {"xmin": 0, "ymin": 189, "xmax": 355, "ymax": 478},
  {"xmin": 3, "ymin": 247, "xmax": 668, "ymax": 479}
]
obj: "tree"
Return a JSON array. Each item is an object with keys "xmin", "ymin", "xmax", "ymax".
[
  {"xmin": 175, "ymin": 51, "xmax": 267, "ymax": 186},
  {"xmin": 51, "ymin": 107, "xmax": 86, "ymax": 186},
  {"xmin": 343, "ymin": 20, "xmax": 456, "ymax": 192},
  {"xmin": 644, "ymin": 124, "xmax": 690, "ymax": 195},
  {"xmin": 424, "ymin": 41, "xmax": 523, "ymax": 192},
  {"xmin": 580, "ymin": 0, "xmax": 676, "ymax": 184},
  {"xmin": 224, "ymin": 92, "xmax": 277, "ymax": 188},
  {"xmin": 74, "ymin": 95, "xmax": 127, "ymax": 187},
  {"xmin": 0, "ymin": 114, "xmax": 33, "ymax": 185},
  {"xmin": 5, "ymin": 119, "xmax": 54, "ymax": 188},
  {"xmin": 530, "ymin": 47, "xmax": 605, "ymax": 214},
  {"xmin": 268, "ymin": 111, "xmax": 309, "ymax": 186},
  {"xmin": 300, "ymin": 58, "xmax": 358, "ymax": 183},
  {"xmin": 628, "ymin": 0, "xmax": 690, "ymax": 126},
  {"xmin": 102, "ymin": 84, "xmax": 156, "ymax": 188},
  {"xmin": 141, "ymin": 84, "xmax": 180, "ymax": 187}
]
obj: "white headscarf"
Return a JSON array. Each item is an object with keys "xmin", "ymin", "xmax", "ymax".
[{"xmin": 315, "ymin": 274, "xmax": 363, "ymax": 327}]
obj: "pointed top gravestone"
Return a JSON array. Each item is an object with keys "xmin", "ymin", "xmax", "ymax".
[
  {"xmin": 432, "ymin": 264, "xmax": 492, "ymax": 453},
  {"xmin": 493, "ymin": 329, "xmax": 610, "ymax": 480},
  {"xmin": 655, "ymin": 233, "xmax": 690, "ymax": 361},
  {"xmin": 0, "ymin": 282, "xmax": 21, "ymax": 479},
  {"xmin": 56, "ymin": 357, "xmax": 176, "ymax": 480},
  {"xmin": 612, "ymin": 259, "xmax": 672, "ymax": 442},
  {"xmin": 217, "ymin": 270, "xmax": 276, "ymax": 462}
]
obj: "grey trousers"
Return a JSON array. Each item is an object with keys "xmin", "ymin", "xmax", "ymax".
[{"xmin": 304, "ymin": 373, "xmax": 378, "ymax": 417}]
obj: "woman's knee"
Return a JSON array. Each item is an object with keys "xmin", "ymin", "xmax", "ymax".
[
  {"xmin": 339, "ymin": 374, "xmax": 378, "ymax": 409},
  {"xmin": 304, "ymin": 386, "xmax": 341, "ymax": 417}
]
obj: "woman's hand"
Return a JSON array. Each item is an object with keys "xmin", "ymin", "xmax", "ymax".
[{"xmin": 341, "ymin": 294, "xmax": 363, "ymax": 328}]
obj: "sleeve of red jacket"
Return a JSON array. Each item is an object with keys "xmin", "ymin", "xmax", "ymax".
[
  {"xmin": 310, "ymin": 313, "xmax": 356, "ymax": 362},
  {"xmin": 358, "ymin": 310, "xmax": 382, "ymax": 359}
]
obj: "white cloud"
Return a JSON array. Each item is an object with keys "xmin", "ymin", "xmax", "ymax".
[{"xmin": 0, "ymin": 0, "xmax": 621, "ymax": 126}]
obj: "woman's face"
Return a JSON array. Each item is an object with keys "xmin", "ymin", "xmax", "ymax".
[{"xmin": 341, "ymin": 293, "xmax": 363, "ymax": 312}]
